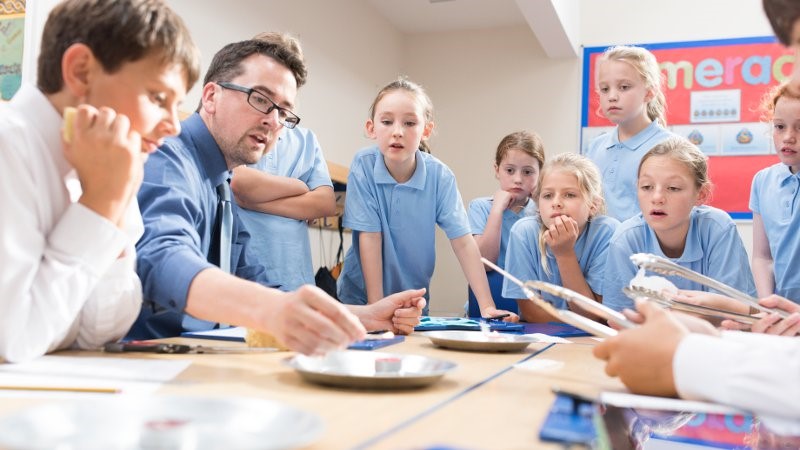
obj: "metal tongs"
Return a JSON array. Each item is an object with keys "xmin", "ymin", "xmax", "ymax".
[
  {"xmin": 629, "ymin": 253, "xmax": 788, "ymax": 318},
  {"xmin": 481, "ymin": 258, "xmax": 634, "ymax": 338},
  {"xmin": 622, "ymin": 285, "xmax": 759, "ymax": 325}
]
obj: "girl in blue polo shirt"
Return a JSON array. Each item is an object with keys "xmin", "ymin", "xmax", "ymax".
[
  {"xmin": 750, "ymin": 82, "xmax": 800, "ymax": 302},
  {"xmin": 503, "ymin": 153, "xmax": 620, "ymax": 323},
  {"xmin": 337, "ymin": 78, "xmax": 518, "ymax": 321},
  {"xmin": 465, "ymin": 131, "xmax": 545, "ymax": 315},
  {"xmin": 585, "ymin": 45, "xmax": 674, "ymax": 222},
  {"xmin": 603, "ymin": 136, "xmax": 756, "ymax": 312}
]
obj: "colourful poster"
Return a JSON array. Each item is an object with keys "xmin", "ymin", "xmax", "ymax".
[
  {"xmin": 0, "ymin": 0, "xmax": 25, "ymax": 101},
  {"xmin": 581, "ymin": 37, "xmax": 794, "ymax": 219}
]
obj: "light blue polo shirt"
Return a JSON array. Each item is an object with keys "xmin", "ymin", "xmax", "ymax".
[
  {"xmin": 585, "ymin": 121, "xmax": 674, "ymax": 222},
  {"xmin": 337, "ymin": 146, "xmax": 471, "ymax": 310},
  {"xmin": 603, "ymin": 205, "xmax": 756, "ymax": 312},
  {"xmin": 238, "ymin": 127, "xmax": 333, "ymax": 291},
  {"xmin": 501, "ymin": 215, "xmax": 619, "ymax": 309},
  {"xmin": 468, "ymin": 196, "xmax": 537, "ymax": 269},
  {"xmin": 750, "ymin": 163, "xmax": 800, "ymax": 303}
]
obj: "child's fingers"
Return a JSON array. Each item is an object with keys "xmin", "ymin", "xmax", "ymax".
[
  {"xmin": 720, "ymin": 319, "xmax": 749, "ymax": 331},
  {"xmin": 751, "ymin": 313, "xmax": 783, "ymax": 334}
]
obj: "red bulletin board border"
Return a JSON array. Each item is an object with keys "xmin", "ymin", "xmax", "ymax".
[{"xmin": 580, "ymin": 37, "xmax": 794, "ymax": 219}]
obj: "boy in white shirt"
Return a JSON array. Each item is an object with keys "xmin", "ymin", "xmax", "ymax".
[{"xmin": 0, "ymin": 0, "xmax": 200, "ymax": 362}]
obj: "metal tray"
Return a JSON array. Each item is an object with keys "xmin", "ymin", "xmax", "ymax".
[
  {"xmin": 0, "ymin": 396, "xmax": 323, "ymax": 450},
  {"xmin": 284, "ymin": 350, "xmax": 457, "ymax": 389},
  {"xmin": 424, "ymin": 330, "xmax": 539, "ymax": 352}
]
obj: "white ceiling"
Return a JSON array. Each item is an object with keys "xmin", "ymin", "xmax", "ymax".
[{"xmin": 365, "ymin": 0, "xmax": 527, "ymax": 34}]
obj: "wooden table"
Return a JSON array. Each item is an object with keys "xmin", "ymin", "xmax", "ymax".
[{"xmin": 0, "ymin": 333, "xmax": 625, "ymax": 449}]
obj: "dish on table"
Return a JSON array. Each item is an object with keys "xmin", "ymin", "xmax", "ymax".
[
  {"xmin": 284, "ymin": 350, "xmax": 457, "ymax": 389},
  {"xmin": 0, "ymin": 396, "xmax": 323, "ymax": 450},
  {"xmin": 424, "ymin": 330, "xmax": 540, "ymax": 352}
]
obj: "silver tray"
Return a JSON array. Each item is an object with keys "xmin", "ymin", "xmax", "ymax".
[
  {"xmin": 424, "ymin": 330, "xmax": 539, "ymax": 352},
  {"xmin": 0, "ymin": 396, "xmax": 323, "ymax": 450},
  {"xmin": 284, "ymin": 350, "xmax": 456, "ymax": 389}
]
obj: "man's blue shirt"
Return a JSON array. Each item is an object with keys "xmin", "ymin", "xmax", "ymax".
[{"xmin": 130, "ymin": 114, "xmax": 269, "ymax": 339}]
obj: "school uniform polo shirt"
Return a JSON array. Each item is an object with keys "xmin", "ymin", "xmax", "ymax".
[
  {"xmin": 585, "ymin": 121, "xmax": 674, "ymax": 222},
  {"xmin": 238, "ymin": 126, "xmax": 333, "ymax": 291},
  {"xmin": 603, "ymin": 206, "xmax": 756, "ymax": 312},
  {"xmin": 750, "ymin": 163, "xmax": 800, "ymax": 302},
  {"xmin": 502, "ymin": 215, "xmax": 619, "ymax": 309},
  {"xmin": 468, "ymin": 196, "xmax": 537, "ymax": 269},
  {"xmin": 337, "ymin": 146, "xmax": 471, "ymax": 310}
]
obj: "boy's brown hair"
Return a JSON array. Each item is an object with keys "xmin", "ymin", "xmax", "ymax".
[
  {"xmin": 37, "ymin": 0, "xmax": 201, "ymax": 94},
  {"xmin": 763, "ymin": 0, "xmax": 800, "ymax": 46}
]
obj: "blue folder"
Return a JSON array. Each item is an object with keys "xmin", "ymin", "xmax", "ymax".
[{"xmin": 539, "ymin": 393, "xmax": 596, "ymax": 445}]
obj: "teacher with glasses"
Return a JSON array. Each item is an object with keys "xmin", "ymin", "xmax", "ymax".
[{"xmin": 130, "ymin": 37, "xmax": 427, "ymax": 355}]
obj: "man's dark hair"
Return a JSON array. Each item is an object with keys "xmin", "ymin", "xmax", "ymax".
[{"xmin": 202, "ymin": 37, "xmax": 307, "ymax": 88}]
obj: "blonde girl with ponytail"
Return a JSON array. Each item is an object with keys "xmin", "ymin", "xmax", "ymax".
[
  {"xmin": 586, "ymin": 45, "xmax": 674, "ymax": 222},
  {"xmin": 502, "ymin": 153, "xmax": 619, "ymax": 323}
]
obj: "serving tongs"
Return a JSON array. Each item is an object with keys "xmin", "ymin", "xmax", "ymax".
[
  {"xmin": 481, "ymin": 258, "xmax": 634, "ymax": 338},
  {"xmin": 622, "ymin": 285, "xmax": 759, "ymax": 325},
  {"xmin": 629, "ymin": 253, "xmax": 788, "ymax": 318}
]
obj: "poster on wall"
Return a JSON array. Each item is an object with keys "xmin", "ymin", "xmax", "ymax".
[
  {"xmin": 581, "ymin": 37, "xmax": 794, "ymax": 219},
  {"xmin": 0, "ymin": 0, "xmax": 24, "ymax": 101}
]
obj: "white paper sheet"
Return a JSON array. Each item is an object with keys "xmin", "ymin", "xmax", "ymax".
[
  {"xmin": 600, "ymin": 391, "xmax": 744, "ymax": 415},
  {"xmin": 0, "ymin": 355, "xmax": 191, "ymax": 398},
  {"xmin": 525, "ymin": 333, "xmax": 572, "ymax": 344},
  {"xmin": 514, "ymin": 358, "xmax": 565, "ymax": 373}
]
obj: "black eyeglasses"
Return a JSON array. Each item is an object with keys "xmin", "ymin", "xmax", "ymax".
[{"xmin": 217, "ymin": 82, "xmax": 301, "ymax": 129}]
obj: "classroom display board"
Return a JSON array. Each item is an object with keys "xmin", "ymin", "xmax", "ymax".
[
  {"xmin": 0, "ymin": 0, "xmax": 24, "ymax": 101},
  {"xmin": 581, "ymin": 37, "xmax": 795, "ymax": 219}
]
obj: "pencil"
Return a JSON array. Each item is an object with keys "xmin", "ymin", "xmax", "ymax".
[{"xmin": 0, "ymin": 385, "xmax": 120, "ymax": 394}]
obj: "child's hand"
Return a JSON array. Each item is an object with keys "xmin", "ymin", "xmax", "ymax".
[
  {"xmin": 674, "ymin": 290, "xmax": 749, "ymax": 314},
  {"xmin": 544, "ymin": 215, "xmax": 579, "ymax": 257},
  {"xmin": 721, "ymin": 295, "xmax": 800, "ymax": 336},
  {"xmin": 491, "ymin": 189, "xmax": 514, "ymax": 212},
  {"xmin": 483, "ymin": 307, "xmax": 519, "ymax": 323},
  {"xmin": 593, "ymin": 299, "xmax": 689, "ymax": 397},
  {"xmin": 63, "ymin": 105, "xmax": 144, "ymax": 225}
]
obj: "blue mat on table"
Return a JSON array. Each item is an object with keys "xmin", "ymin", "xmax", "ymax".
[
  {"xmin": 414, "ymin": 316, "xmax": 524, "ymax": 332},
  {"xmin": 414, "ymin": 317, "xmax": 590, "ymax": 337}
]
